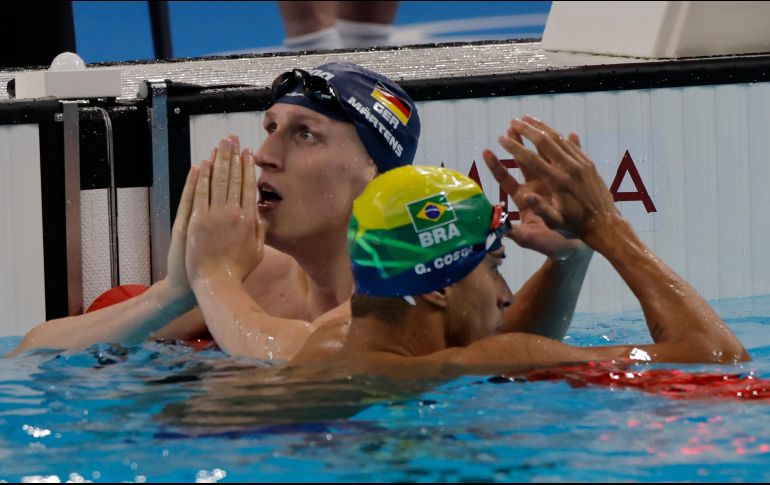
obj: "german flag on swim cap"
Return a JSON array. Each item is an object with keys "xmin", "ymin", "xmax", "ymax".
[
  {"xmin": 349, "ymin": 166, "xmax": 498, "ymax": 297},
  {"xmin": 371, "ymin": 83, "xmax": 412, "ymax": 126}
]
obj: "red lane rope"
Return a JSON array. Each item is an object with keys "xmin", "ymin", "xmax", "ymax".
[
  {"xmin": 524, "ymin": 361, "xmax": 770, "ymax": 401},
  {"xmin": 86, "ymin": 285, "xmax": 151, "ymax": 313}
]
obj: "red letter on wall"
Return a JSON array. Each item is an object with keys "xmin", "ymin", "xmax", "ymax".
[
  {"xmin": 467, "ymin": 159, "xmax": 521, "ymax": 221},
  {"xmin": 609, "ymin": 151, "xmax": 657, "ymax": 213}
]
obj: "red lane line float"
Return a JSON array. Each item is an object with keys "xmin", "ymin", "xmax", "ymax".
[
  {"xmin": 524, "ymin": 360, "xmax": 770, "ymax": 401},
  {"xmin": 86, "ymin": 284, "xmax": 151, "ymax": 313}
]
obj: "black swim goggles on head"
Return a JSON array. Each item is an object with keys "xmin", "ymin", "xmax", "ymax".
[{"xmin": 270, "ymin": 69, "xmax": 347, "ymax": 118}]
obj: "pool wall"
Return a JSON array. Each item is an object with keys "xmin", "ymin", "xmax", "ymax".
[{"xmin": 1, "ymin": 41, "xmax": 769, "ymax": 336}]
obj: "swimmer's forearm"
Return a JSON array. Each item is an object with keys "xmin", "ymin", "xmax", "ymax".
[
  {"xmin": 191, "ymin": 276, "xmax": 314, "ymax": 360},
  {"xmin": 7, "ymin": 280, "xmax": 197, "ymax": 356},
  {"xmin": 149, "ymin": 307, "xmax": 208, "ymax": 340},
  {"xmin": 588, "ymin": 219, "xmax": 700, "ymax": 342},
  {"xmin": 587, "ymin": 219, "xmax": 749, "ymax": 362},
  {"xmin": 504, "ymin": 245, "xmax": 593, "ymax": 340}
]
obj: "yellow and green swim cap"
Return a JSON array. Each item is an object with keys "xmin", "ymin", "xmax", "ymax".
[{"xmin": 349, "ymin": 165, "xmax": 505, "ymax": 297}]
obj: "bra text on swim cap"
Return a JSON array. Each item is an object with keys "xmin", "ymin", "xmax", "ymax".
[
  {"xmin": 417, "ymin": 223, "xmax": 463, "ymax": 248},
  {"xmin": 346, "ymin": 96, "xmax": 404, "ymax": 157}
]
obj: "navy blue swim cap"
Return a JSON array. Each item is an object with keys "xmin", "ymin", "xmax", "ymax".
[{"xmin": 272, "ymin": 62, "xmax": 421, "ymax": 173}]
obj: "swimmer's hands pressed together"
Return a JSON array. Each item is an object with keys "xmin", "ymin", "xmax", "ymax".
[
  {"xmin": 490, "ymin": 116, "xmax": 749, "ymax": 363},
  {"xmin": 164, "ymin": 164, "xmax": 200, "ymax": 298},
  {"xmin": 186, "ymin": 136, "xmax": 264, "ymax": 286},
  {"xmin": 186, "ymin": 135, "xmax": 317, "ymax": 360}
]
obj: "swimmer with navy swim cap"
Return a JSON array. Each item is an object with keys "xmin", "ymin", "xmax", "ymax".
[
  {"xmin": 10, "ymin": 61, "xmax": 423, "ymax": 359},
  {"xmin": 291, "ymin": 120, "xmax": 749, "ymax": 370}
]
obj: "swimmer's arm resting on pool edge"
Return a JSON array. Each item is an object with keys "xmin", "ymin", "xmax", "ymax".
[
  {"xmin": 7, "ymin": 166, "xmax": 204, "ymax": 357},
  {"xmin": 430, "ymin": 116, "xmax": 749, "ymax": 366},
  {"xmin": 8, "ymin": 139, "xmax": 310, "ymax": 358}
]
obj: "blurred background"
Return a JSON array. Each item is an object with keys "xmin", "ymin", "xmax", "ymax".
[{"xmin": 72, "ymin": 1, "xmax": 551, "ymax": 63}]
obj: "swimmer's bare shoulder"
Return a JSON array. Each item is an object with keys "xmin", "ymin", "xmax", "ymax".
[
  {"xmin": 291, "ymin": 308, "xmax": 352, "ymax": 365},
  {"xmin": 243, "ymin": 245, "xmax": 300, "ymax": 290},
  {"xmin": 243, "ymin": 245, "xmax": 331, "ymax": 320}
]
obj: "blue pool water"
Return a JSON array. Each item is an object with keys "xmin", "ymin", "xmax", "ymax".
[{"xmin": 2, "ymin": 295, "xmax": 770, "ymax": 482}]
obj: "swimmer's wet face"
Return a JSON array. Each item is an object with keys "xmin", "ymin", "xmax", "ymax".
[
  {"xmin": 257, "ymin": 61, "xmax": 419, "ymax": 251},
  {"xmin": 255, "ymin": 103, "xmax": 376, "ymax": 249},
  {"xmin": 444, "ymin": 247, "xmax": 513, "ymax": 346}
]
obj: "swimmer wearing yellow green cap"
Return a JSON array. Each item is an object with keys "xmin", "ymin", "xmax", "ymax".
[{"xmin": 291, "ymin": 119, "xmax": 749, "ymax": 372}]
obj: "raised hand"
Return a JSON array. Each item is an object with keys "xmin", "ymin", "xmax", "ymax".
[
  {"xmin": 186, "ymin": 135, "xmax": 265, "ymax": 285},
  {"xmin": 482, "ymin": 120, "xmax": 587, "ymax": 259},
  {"xmin": 488, "ymin": 116, "xmax": 621, "ymax": 246},
  {"xmin": 165, "ymin": 163, "xmax": 200, "ymax": 295}
]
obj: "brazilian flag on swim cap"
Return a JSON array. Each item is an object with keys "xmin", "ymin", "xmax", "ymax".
[{"xmin": 349, "ymin": 165, "xmax": 495, "ymax": 297}]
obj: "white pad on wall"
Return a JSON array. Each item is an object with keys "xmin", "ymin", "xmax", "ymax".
[
  {"xmin": 81, "ymin": 187, "xmax": 151, "ymax": 310},
  {"xmin": 0, "ymin": 125, "xmax": 46, "ymax": 337},
  {"xmin": 80, "ymin": 189, "xmax": 111, "ymax": 310},
  {"xmin": 118, "ymin": 188, "xmax": 151, "ymax": 287},
  {"xmin": 189, "ymin": 112, "xmax": 266, "ymax": 170}
]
